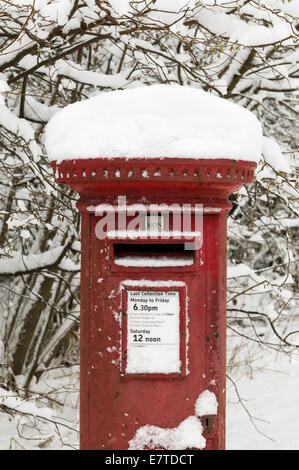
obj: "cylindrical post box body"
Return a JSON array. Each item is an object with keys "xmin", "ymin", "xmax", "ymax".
[{"xmin": 52, "ymin": 158, "xmax": 256, "ymax": 450}]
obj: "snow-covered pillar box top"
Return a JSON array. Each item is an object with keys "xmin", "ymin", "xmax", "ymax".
[{"xmin": 45, "ymin": 85, "xmax": 259, "ymax": 451}]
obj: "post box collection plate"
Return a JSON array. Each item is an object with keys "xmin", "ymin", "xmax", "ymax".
[{"xmin": 121, "ymin": 284, "xmax": 187, "ymax": 377}]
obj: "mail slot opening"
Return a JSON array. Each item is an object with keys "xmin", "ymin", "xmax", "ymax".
[{"xmin": 113, "ymin": 243, "xmax": 195, "ymax": 267}]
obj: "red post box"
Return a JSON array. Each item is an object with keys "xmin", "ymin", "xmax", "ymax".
[{"xmin": 51, "ymin": 157, "xmax": 256, "ymax": 450}]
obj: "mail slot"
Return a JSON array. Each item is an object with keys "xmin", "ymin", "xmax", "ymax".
[
  {"xmin": 113, "ymin": 242, "xmax": 196, "ymax": 269},
  {"xmin": 50, "ymin": 156, "xmax": 256, "ymax": 451}
]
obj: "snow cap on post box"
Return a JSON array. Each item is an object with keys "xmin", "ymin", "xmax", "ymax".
[{"xmin": 45, "ymin": 84, "xmax": 263, "ymax": 163}]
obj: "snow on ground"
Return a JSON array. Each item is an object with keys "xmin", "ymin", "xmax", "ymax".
[
  {"xmin": 227, "ymin": 349, "xmax": 299, "ymax": 450},
  {"xmin": 0, "ymin": 348, "xmax": 298, "ymax": 449},
  {"xmin": 0, "ymin": 365, "xmax": 79, "ymax": 450},
  {"xmin": 45, "ymin": 84, "xmax": 263, "ymax": 163}
]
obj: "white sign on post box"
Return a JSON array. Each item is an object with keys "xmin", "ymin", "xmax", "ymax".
[{"xmin": 126, "ymin": 290, "xmax": 180, "ymax": 374}]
